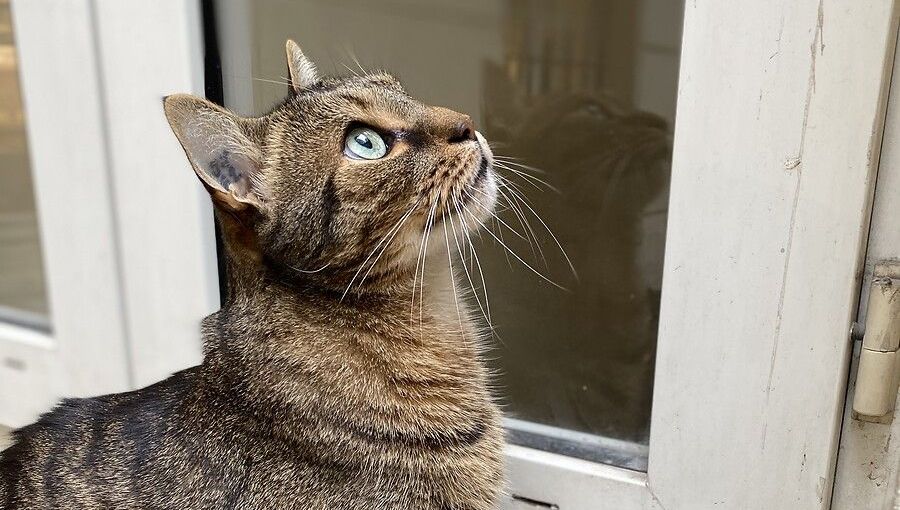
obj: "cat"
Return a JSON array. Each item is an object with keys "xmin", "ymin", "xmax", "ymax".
[{"xmin": 0, "ymin": 40, "xmax": 504, "ymax": 509}]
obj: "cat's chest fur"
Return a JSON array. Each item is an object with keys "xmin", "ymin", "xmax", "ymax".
[
  {"xmin": 176, "ymin": 422, "xmax": 503, "ymax": 510},
  {"xmin": 1, "ymin": 358, "xmax": 503, "ymax": 510},
  {"xmin": 157, "ymin": 376, "xmax": 502, "ymax": 510},
  {"xmin": 0, "ymin": 267, "xmax": 504, "ymax": 510}
]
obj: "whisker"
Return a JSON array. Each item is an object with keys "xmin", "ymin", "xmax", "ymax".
[
  {"xmin": 420, "ymin": 204, "xmax": 438, "ymax": 328},
  {"xmin": 464, "ymin": 188, "xmax": 528, "ymax": 241},
  {"xmin": 493, "ymin": 155, "xmax": 549, "ymax": 175},
  {"xmin": 415, "ymin": 202, "xmax": 438, "ymax": 326},
  {"xmin": 494, "ymin": 179, "xmax": 546, "ymax": 265},
  {"xmin": 448, "ymin": 200, "xmax": 491, "ymax": 327},
  {"xmin": 340, "ymin": 44, "xmax": 371, "ymax": 78},
  {"xmin": 354, "ymin": 206, "xmax": 417, "ymax": 292},
  {"xmin": 454, "ymin": 199, "xmax": 493, "ymax": 325},
  {"xmin": 458, "ymin": 209, "xmax": 507, "ymax": 346},
  {"xmin": 351, "ymin": 55, "xmax": 369, "ymax": 77},
  {"xmin": 286, "ymin": 262, "xmax": 330, "ymax": 274},
  {"xmin": 494, "ymin": 162, "xmax": 561, "ymax": 194},
  {"xmin": 340, "ymin": 62, "xmax": 361, "ymax": 78},
  {"xmin": 493, "ymin": 162, "xmax": 544, "ymax": 193},
  {"xmin": 343, "ymin": 47, "xmax": 371, "ymax": 77},
  {"xmin": 411, "ymin": 201, "xmax": 438, "ymax": 322},
  {"xmin": 493, "ymin": 216, "xmax": 513, "ymax": 269},
  {"xmin": 251, "ymin": 76, "xmax": 294, "ymax": 88},
  {"xmin": 441, "ymin": 209, "xmax": 464, "ymax": 336},
  {"xmin": 461, "ymin": 206, "xmax": 568, "ymax": 291},
  {"xmin": 341, "ymin": 199, "xmax": 420, "ymax": 301},
  {"xmin": 496, "ymin": 173, "xmax": 540, "ymax": 206},
  {"xmin": 500, "ymin": 178, "xmax": 578, "ymax": 280}
]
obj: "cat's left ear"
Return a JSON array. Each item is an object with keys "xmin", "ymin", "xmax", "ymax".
[
  {"xmin": 164, "ymin": 94, "xmax": 267, "ymax": 213},
  {"xmin": 285, "ymin": 39, "xmax": 318, "ymax": 93}
]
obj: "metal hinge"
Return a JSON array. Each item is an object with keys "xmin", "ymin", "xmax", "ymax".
[{"xmin": 852, "ymin": 263, "xmax": 900, "ymax": 424}]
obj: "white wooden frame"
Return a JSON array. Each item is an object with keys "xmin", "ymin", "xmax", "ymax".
[
  {"xmin": 1, "ymin": 0, "xmax": 217, "ymax": 427},
  {"xmin": 89, "ymin": 0, "xmax": 219, "ymax": 389},
  {"xmin": 833, "ymin": 24, "xmax": 900, "ymax": 510},
  {"xmin": 504, "ymin": 1, "xmax": 900, "ymax": 508},
  {"xmin": 1, "ymin": 0, "xmax": 130, "ymax": 426}
]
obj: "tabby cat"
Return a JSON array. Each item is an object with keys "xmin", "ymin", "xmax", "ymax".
[{"xmin": 0, "ymin": 41, "xmax": 504, "ymax": 509}]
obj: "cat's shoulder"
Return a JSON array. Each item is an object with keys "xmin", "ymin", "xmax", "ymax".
[{"xmin": 2, "ymin": 366, "xmax": 201, "ymax": 454}]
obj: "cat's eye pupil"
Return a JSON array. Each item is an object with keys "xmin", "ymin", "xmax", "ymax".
[{"xmin": 355, "ymin": 134, "xmax": 373, "ymax": 149}]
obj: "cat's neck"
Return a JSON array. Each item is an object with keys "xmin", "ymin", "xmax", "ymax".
[
  {"xmin": 215, "ymin": 251, "xmax": 469, "ymax": 330},
  {"xmin": 199, "ymin": 253, "xmax": 494, "ymax": 455}
]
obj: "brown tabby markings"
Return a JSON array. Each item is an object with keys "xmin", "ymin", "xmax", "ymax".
[{"xmin": 0, "ymin": 40, "xmax": 504, "ymax": 509}]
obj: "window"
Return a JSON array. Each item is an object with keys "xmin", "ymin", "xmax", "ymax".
[
  {"xmin": 0, "ymin": 0, "xmax": 49, "ymax": 331},
  {"xmin": 215, "ymin": 0, "xmax": 683, "ymax": 470}
]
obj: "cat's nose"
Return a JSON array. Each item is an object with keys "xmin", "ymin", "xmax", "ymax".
[{"xmin": 447, "ymin": 116, "xmax": 476, "ymax": 144}]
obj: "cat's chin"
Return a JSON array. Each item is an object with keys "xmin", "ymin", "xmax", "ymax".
[
  {"xmin": 460, "ymin": 167, "xmax": 497, "ymax": 226},
  {"xmin": 465, "ymin": 131, "xmax": 498, "ymax": 224}
]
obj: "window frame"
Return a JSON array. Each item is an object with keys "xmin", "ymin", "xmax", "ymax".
[
  {"xmin": 833, "ymin": 22, "xmax": 900, "ymax": 508},
  {"xmin": 1, "ymin": 0, "xmax": 217, "ymax": 426}
]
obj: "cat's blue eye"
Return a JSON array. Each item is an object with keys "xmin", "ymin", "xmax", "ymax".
[{"xmin": 344, "ymin": 127, "xmax": 388, "ymax": 160}]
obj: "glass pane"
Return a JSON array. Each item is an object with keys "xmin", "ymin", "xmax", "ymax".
[
  {"xmin": 0, "ymin": 0, "xmax": 50, "ymax": 328},
  {"xmin": 216, "ymin": 0, "xmax": 681, "ymax": 469}
]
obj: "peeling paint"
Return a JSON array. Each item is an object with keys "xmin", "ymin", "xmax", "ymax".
[{"xmin": 867, "ymin": 459, "xmax": 887, "ymax": 487}]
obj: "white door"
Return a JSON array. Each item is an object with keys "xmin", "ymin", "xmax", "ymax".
[{"xmin": 0, "ymin": 0, "xmax": 218, "ymax": 427}]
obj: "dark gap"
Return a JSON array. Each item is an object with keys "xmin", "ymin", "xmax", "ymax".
[
  {"xmin": 200, "ymin": 0, "xmax": 228, "ymax": 306},
  {"xmin": 510, "ymin": 494, "xmax": 559, "ymax": 509}
]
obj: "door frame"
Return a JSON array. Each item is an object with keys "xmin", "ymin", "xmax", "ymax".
[
  {"xmin": 506, "ymin": 1, "xmax": 899, "ymax": 508},
  {"xmin": 1, "ymin": 0, "xmax": 218, "ymax": 427},
  {"xmin": 833, "ymin": 22, "xmax": 900, "ymax": 509}
]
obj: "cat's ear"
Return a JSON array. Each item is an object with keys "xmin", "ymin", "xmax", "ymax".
[
  {"xmin": 163, "ymin": 94, "xmax": 266, "ymax": 212},
  {"xmin": 285, "ymin": 39, "xmax": 318, "ymax": 93}
]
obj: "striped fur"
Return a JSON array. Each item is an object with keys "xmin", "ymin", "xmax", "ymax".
[{"xmin": 0, "ymin": 41, "xmax": 504, "ymax": 509}]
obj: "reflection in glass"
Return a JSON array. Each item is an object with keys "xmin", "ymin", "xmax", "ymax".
[
  {"xmin": 216, "ymin": 0, "xmax": 682, "ymax": 467},
  {"xmin": 0, "ymin": 0, "xmax": 50, "ymax": 328},
  {"xmin": 479, "ymin": 1, "xmax": 677, "ymax": 454}
]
